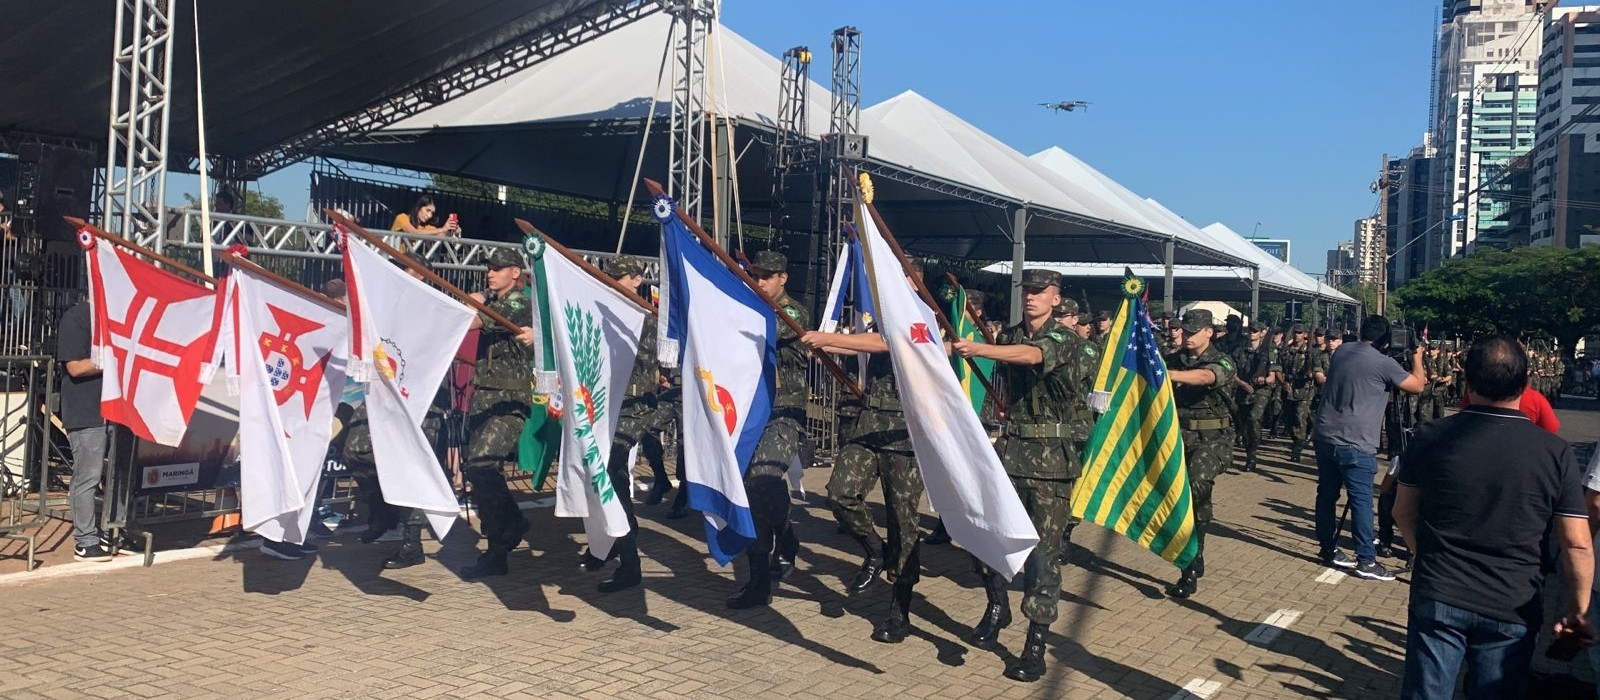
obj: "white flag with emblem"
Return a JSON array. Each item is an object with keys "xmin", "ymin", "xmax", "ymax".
[
  {"xmin": 342, "ymin": 237, "xmax": 472, "ymax": 539},
  {"xmin": 232, "ymin": 269, "xmax": 349, "ymax": 544},
  {"xmin": 857, "ymin": 202, "xmax": 1038, "ymax": 579},
  {"xmin": 545, "ymin": 247, "xmax": 647, "ymax": 560}
]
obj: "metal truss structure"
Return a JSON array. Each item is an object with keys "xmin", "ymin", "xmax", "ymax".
[
  {"xmin": 667, "ymin": 0, "xmax": 714, "ymax": 222},
  {"xmin": 169, "ymin": 208, "xmax": 659, "ymax": 279},
  {"xmin": 104, "ymin": 0, "xmax": 178, "ymax": 246},
  {"xmin": 242, "ymin": 0, "xmax": 666, "ymax": 178},
  {"xmin": 768, "ymin": 46, "xmax": 812, "ymax": 236},
  {"xmin": 817, "ymin": 26, "xmax": 863, "ymax": 273}
]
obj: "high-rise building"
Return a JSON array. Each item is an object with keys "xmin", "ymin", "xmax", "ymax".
[
  {"xmin": 1531, "ymin": 6, "xmax": 1600, "ymax": 248},
  {"xmin": 1326, "ymin": 241, "xmax": 1357, "ymax": 288},
  {"xmin": 1386, "ymin": 141, "xmax": 1438, "ymax": 288},
  {"xmin": 1430, "ymin": 0, "xmax": 1550, "ymax": 256},
  {"xmin": 1352, "ymin": 216, "xmax": 1383, "ymax": 284}
]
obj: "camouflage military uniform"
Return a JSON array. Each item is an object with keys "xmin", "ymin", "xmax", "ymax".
[
  {"xmin": 341, "ymin": 384, "xmax": 451, "ymax": 565},
  {"xmin": 1414, "ymin": 351, "xmax": 1449, "ymax": 423},
  {"xmin": 1165, "ymin": 330, "xmax": 1236, "ymax": 592},
  {"xmin": 1262, "ymin": 338, "xmax": 1285, "ymax": 436},
  {"xmin": 732, "ymin": 288, "xmax": 810, "ymax": 607},
  {"xmin": 829, "ymin": 349, "xmax": 924, "ymax": 589},
  {"xmin": 989, "ymin": 316, "xmax": 1097, "ymax": 626},
  {"xmin": 462, "ymin": 279, "xmax": 535, "ymax": 561},
  {"xmin": 598, "ymin": 301, "xmax": 659, "ymax": 587},
  {"xmin": 1231, "ymin": 334, "xmax": 1276, "ymax": 470},
  {"xmin": 1279, "ymin": 344, "xmax": 1316, "ymax": 458}
]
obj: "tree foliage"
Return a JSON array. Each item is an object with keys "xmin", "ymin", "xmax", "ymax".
[
  {"xmin": 1392, "ymin": 245, "xmax": 1600, "ymax": 356},
  {"xmin": 183, "ymin": 189, "xmax": 285, "ymax": 219}
]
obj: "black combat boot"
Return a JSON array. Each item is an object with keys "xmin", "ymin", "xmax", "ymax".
[
  {"xmin": 925, "ymin": 519, "xmax": 952, "ymax": 545},
  {"xmin": 644, "ymin": 482, "xmax": 671, "ymax": 506},
  {"xmin": 460, "ymin": 547, "xmax": 508, "ymax": 579},
  {"xmin": 1288, "ymin": 442, "xmax": 1303, "ymax": 464},
  {"xmin": 871, "ymin": 578, "xmax": 914, "ymax": 643},
  {"xmin": 1240, "ymin": 453, "xmax": 1257, "ymax": 473},
  {"xmin": 848, "ymin": 533, "xmax": 885, "ymax": 593},
  {"xmin": 579, "ymin": 547, "xmax": 609, "ymax": 572},
  {"xmin": 1003, "ymin": 622, "xmax": 1050, "ymax": 682},
  {"xmin": 728, "ymin": 550, "xmax": 774, "ymax": 609},
  {"xmin": 1057, "ymin": 523, "xmax": 1078, "ymax": 566},
  {"xmin": 968, "ymin": 572, "xmax": 1012, "ymax": 650},
  {"xmin": 770, "ymin": 523, "xmax": 799, "ymax": 580},
  {"xmin": 1165, "ymin": 563, "xmax": 1200, "ymax": 599},
  {"xmin": 598, "ymin": 539, "xmax": 642, "ymax": 592},
  {"xmin": 382, "ymin": 523, "xmax": 425, "ymax": 570}
]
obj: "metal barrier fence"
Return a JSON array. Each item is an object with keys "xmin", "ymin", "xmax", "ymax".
[{"xmin": 0, "ymin": 356, "xmax": 62, "ymax": 572}]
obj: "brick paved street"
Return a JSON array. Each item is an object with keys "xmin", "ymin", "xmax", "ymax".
[{"xmin": 4, "ymin": 401, "xmax": 1600, "ymax": 699}]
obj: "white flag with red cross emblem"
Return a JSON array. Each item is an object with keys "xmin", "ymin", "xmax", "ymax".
[
  {"xmin": 81, "ymin": 232, "xmax": 221, "ymax": 446},
  {"xmin": 342, "ymin": 237, "xmax": 471, "ymax": 539},
  {"xmin": 231, "ymin": 268, "xmax": 349, "ymax": 544}
]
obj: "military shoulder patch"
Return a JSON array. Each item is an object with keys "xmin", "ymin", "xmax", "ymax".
[
  {"xmin": 1218, "ymin": 357, "xmax": 1234, "ymax": 371},
  {"xmin": 1047, "ymin": 331, "xmax": 1067, "ymax": 343},
  {"xmin": 784, "ymin": 305, "xmax": 800, "ymax": 319},
  {"xmin": 1083, "ymin": 345, "xmax": 1097, "ymax": 357}
]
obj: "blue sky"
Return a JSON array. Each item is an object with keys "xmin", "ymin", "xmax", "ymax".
[{"xmin": 236, "ymin": 0, "xmax": 1441, "ymax": 275}]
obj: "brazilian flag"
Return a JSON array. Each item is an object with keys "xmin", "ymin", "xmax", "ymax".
[
  {"xmin": 942, "ymin": 284, "xmax": 994, "ymax": 415},
  {"xmin": 518, "ymin": 234, "xmax": 562, "ymax": 489},
  {"xmin": 1071, "ymin": 272, "xmax": 1198, "ymax": 569}
]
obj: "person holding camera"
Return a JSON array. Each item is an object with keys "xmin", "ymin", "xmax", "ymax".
[{"xmin": 1310, "ymin": 315, "xmax": 1426, "ymax": 581}]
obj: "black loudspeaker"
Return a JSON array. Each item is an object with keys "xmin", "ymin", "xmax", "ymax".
[{"xmin": 25, "ymin": 145, "xmax": 95, "ymax": 241}]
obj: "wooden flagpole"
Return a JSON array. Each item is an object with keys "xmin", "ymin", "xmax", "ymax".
[
  {"xmin": 323, "ymin": 209, "xmax": 522, "ymax": 333},
  {"xmin": 66, "ymin": 217, "xmax": 218, "ymax": 286},
  {"xmin": 512, "ymin": 218, "xmax": 657, "ymax": 315},
  {"xmin": 218, "ymin": 252, "xmax": 343, "ymax": 311},
  {"xmin": 944, "ymin": 272, "xmax": 999, "ymax": 345},
  {"xmin": 641, "ymin": 178, "xmax": 865, "ymax": 399}
]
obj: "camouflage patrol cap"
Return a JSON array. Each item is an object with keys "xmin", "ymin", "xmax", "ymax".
[
  {"xmin": 1095, "ymin": 309, "xmax": 1112, "ymax": 323},
  {"xmin": 1179, "ymin": 309, "xmax": 1214, "ymax": 333},
  {"xmin": 1052, "ymin": 298, "xmax": 1079, "ymax": 317},
  {"xmin": 1019, "ymin": 268, "xmax": 1061, "ymax": 291},
  {"xmin": 1076, "ymin": 314, "xmax": 1092, "ymax": 327},
  {"xmin": 398, "ymin": 248, "xmax": 433, "ymax": 273},
  {"xmin": 749, "ymin": 250, "xmax": 788, "ymax": 275},
  {"xmin": 605, "ymin": 254, "xmax": 645, "ymax": 277},
  {"xmin": 485, "ymin": 247, "xmax": 524, "ymax": 270}
]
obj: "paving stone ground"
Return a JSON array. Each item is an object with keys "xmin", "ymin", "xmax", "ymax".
[{"xmin": 4, "ymin": 399, "xmax": 1600, "ymax": 700}]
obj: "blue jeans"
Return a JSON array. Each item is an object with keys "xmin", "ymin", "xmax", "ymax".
[
  {"xmin": 1313, "ymin": 440, "xmax": 1377, "ymax": 564},
  {"xmin": 1402, "ymin": 596, "xmax": 1534, "ymax": 699}
]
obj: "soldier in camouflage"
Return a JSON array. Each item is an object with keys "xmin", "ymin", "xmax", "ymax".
[
  {"xmin": 592, "ymin": 255, "xmax": 656, "ymax": 593},
  {"xmin": 1263, "ymin": 328, "xmax": 1287, "ymax": 437},
  {"xmin": 1279, "ymin": 326, "xmax": 1319, "ymax": 463},
  {"xmin": 459, "ymin": 248, "xmax": 540, "ymax": 579},
  {"xmin": 726, "ymin": 251, "xmax": 811, "ymax": 609},
  {"xmin": 803, "ymin": 263, "xmax": 928, "ymax": 645},
  {"xmin": 1164, "ymin": 308, "xmax": 1237, "ymax": 599},
  {"xmin": 928, "ymin": 289, "xmax": 997, "ymax": 548},
  {"xmin": 1053, "ymin": 298, "xmax": 1092, "ymax": 566},
  {"xmin": 1414, "ymin": 343, "xmax": 1451, "ymax": 424},
  {"xmin": 952, "ymin": 269, "xmax": 1097, "ymax": 683},
  {"xmin": 1230, "ymin": 323, "xmax": 1277, "ymax": 473}
]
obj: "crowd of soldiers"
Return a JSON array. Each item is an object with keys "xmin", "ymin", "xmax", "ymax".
[{"xmin": 324, "ymin": 247, "xmax": 1582, "ymax": 685}]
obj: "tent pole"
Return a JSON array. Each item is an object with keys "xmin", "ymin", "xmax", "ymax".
[
  {"xmin": 1250, "ymin": 266, "xmax": 1260, "ymax": 324},
  {"xmin": 1010, "ymin": 206, "xmax": 1027, "ymax": 325},
  {"xmin": 1162, "ymin": 237, "xmax": 1175, "ymax": 312}
]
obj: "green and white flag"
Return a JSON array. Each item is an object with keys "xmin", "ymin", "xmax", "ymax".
[
  {"xmin": 545, "ymin": 243, "xmax": 648, "ymax": 560},
  {"xmin": 518, "ymin": 236, "xmax": 561, "ymax": 487}
]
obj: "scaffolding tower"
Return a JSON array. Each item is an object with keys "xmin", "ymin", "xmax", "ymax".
[
  {"xmin": 668, "ymin": 0, "xmax": 714, "ymax": 223},
  {"xmin": 815, "ymin": 26, "xmax": 865, "ymax": 281},
  {"xmin": 103, "ymin": 0, "xmax": 178, "ymax": 246}
]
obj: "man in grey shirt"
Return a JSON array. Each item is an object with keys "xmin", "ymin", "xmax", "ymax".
[{"xmin": 1310, "ymin": 315, "xmax": 1425, "ymax": 581}]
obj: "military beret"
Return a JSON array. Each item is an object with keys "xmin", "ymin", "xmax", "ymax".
[
  {"xmin": 604, "ymin": 254, "xmax": 645, "ymax": 277},
  {"xmin": 1053, "ymin": 298, "xmax": 1079, "ymax": 317},
  {"xmin": 749, "ymin": 250, "xmax": 787, "ymax": 275},
  {"xmin": 1019, "ymin": 268, "xmax": 1061, "ymax": 290},
  {"xmin": 485, "ymin": 247, "xmax": 524, "ymax": 269},
  {"xmin": 1180, "ymin": 309, "xmax": 1213, "ymax": 333}
]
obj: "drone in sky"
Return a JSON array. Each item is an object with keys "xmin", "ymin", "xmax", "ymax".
[{"xmin": 1039, "ymin": 100, "xmax": 1092, "ymax": 113}]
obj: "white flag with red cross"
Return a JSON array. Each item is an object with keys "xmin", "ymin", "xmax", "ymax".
[
  {"xmin": 80, "ymin": 231, "xmax": 221, "ymax": 446},
  {"xmin": 231, "ymin": 268, "xmax": 349, "ymax": 544}
]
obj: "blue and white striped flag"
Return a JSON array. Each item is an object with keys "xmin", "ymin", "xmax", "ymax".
[
  {"xmin": 656, "ymin": 197, "xmax": 776, "ymax": 565},
  {"xmin": 818, "ymin": 234, "xmax": 874, "ymax": 333}
]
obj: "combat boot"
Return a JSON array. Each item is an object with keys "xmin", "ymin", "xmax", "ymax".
[
  {"xmin": 848, "ymin": 533, "xmax": 885, "ymax": 593},
  {"xmin": 1003, "ymin": 623, "xmax": 1050, "ymax": 682},
  {"xmin": 382, "ymin": 524, "xmax": 425, "ymax": 570},
  {"xmin": 1288, "ymin": 442, "xmax": 1303, "ymax": 464},
  {"xmin": 1057, "ymin": 523, "xmax": 1079, "ymax": 566},
  {"xmin": 924, "ymin": 519, "xmax": 952, "ymax": 545},
  {"xmin": 871, "ymin": 578, "xmax": 914, "ymax": 643},
  {"xmin": 968, "ymin": 572, "xmax": 1012, "ymax": 650},
  {"xmin": 728, "ymin": 551, "xmax": 773, "ymax": 609},
  {"xmin": 1165, "ymin": 563, "xmax": 1200, "ymax": 599},
  {"xmin": 1240, "ymin": 453, "xmax": 1257, "ymax": 473},
  {"xmin": 599, "ymin": 542, "xmax": 642, "ymax": 592},
  {"xmin": 460, "ymin": 548, "xmax": 508, "ymax": 579},
  {"xmin": 770, "ymin": 524, "xmax": 799, "ymax": 580}
]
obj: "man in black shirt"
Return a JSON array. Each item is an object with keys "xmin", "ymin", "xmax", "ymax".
[
  {"xmin": 1394, "ymin": 334, "xmax": 1595, "ymax": 699},
  {"xmin": 55, "ymin": 299, "xmax": 113, "ymax": 561}
]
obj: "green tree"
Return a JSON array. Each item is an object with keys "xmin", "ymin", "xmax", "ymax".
[{"xmin": 182, "ymin": 190, "xmax": 284, "ymax": 219}]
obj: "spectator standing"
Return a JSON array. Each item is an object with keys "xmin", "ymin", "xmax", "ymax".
[
  {"xmin": 1395, "ymin": 334, "xmax": 1594, "ymax": 699},
  {"xmin": 55, "ymin": 299, "xmax": 113, "ymax": 561},
  {"xmin": 1310, "ymin": 315, "xmax": 1426, "ymax": 580}
]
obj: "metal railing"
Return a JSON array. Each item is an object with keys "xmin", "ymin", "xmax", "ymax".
[{"xmin": 1, "ymin": 356, "xmax": 61, "ymax": 572}]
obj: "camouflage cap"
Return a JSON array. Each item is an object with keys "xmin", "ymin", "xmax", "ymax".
[
  {"xmin": 1076, "ymin": 314, "xmax": 1093, "ymax": 327},
  {"xmin": 604, "ymin": 254, "xmax": 645, "ymax": 277},
  {"xmin": 1245, "ymin": 322, "xmax": 1266, "ymax": 333},
  {"xmin": 1179, "ymin": 308, "xmax": 1214, "ymax": 333},
  {"xmin": 1095, "ymin": 309, "xmax": 1112, "ymax": 322},
  {"xmin": 1019, "ymin": 268, "xmax": 1060, "ymax": 291},
  {"xmin": 485, "ymin": 247, "xmax": 524, "ymax": 270},
  {"xmin": 749, "ymin": 250, "xmax": 787, "ymax": 275},
  {"xmin": 398, "ymin": 248, "xmax": 433, "ymax": 273},
  {"xmin": 1052, "ymin": 298, "xmax": 1079, "ymax": 317}
]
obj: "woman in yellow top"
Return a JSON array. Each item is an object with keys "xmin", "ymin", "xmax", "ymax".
[{"xmin": 390, "ymin": 195, "xmax": 461, "ymax": 236}]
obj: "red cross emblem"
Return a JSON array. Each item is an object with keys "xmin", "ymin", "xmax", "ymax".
[
  {"xmin": 95, "ymin": 249, "xmax": 214, "ymax": 443},
  {"xmin": 258, "ymin": 304, "xmax": 331, "ymax": 418},
  {"xmin": 909, "ymin": 322, "xmax": 934, "ymax": 344}
]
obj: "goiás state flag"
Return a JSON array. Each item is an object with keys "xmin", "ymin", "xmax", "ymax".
[
  {"xmin": 546, "ymin": 238, "xmax": 648, "ymax": 561},
  {"xmin": 658, "ymin": 195, "xmax": 775, "ymax": 565},
  {"xmin": 342, "ymin": 236, "xmax": 472, "ymax": 539},
  {"xmin": 231, "ymin": 268, "xmax": 349, "ymax": 544},
  {"xmin": 79, "ymin": 229, "xmax": 222, "ymax": 446},
  {"xmin": 856, "ymin": 198, "xmax": 1037, "ymax": 580}
]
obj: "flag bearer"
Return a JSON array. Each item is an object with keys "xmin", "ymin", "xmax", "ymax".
[
  {"xmin": 592, "ymin": 255, "xmax": 656, "ymax": 593},
  {"xmin": 952, "ymin": 268, "xmax": 1098, "ymax": 683},
  {"xmin": 802, "ymin": 262, "xmax": 928, "ymax": 645},
  {"xmin": 726, "ymin": 251, "xmax": 810, "ymax": 609},
  {"xmin": 1162, "ymin": 309, "xmax": 1237, "ymax": 599}
]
